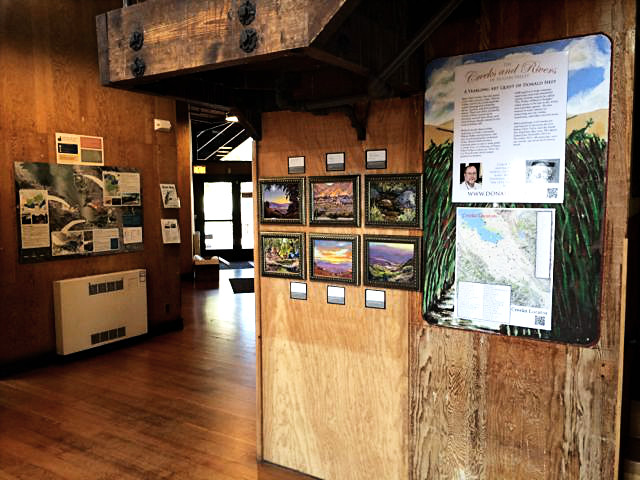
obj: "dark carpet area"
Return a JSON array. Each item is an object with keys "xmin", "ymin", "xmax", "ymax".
[
  {"xmin": 229, "ymin": 278, "xmax": 254, "ymax": 294},
  {"xmin": 220, "ymin": 261, "xmax": 254, "ymax": 270}
]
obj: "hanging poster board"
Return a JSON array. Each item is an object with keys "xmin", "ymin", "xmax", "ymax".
[
  {"xmin": 422, "ymin": 34, "xmax": 611, "ymax": 345},
  {"xmin": 14, "ymin": 162, "xmax": 144, "ymax": 263}
]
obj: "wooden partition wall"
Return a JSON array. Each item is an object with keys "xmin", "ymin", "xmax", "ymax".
[
  {"xmin": 411, "ymin": 1, "xmax": 634, "ymax": 479},
  {"xmin": 256, "ymin": 2, "xmax": 635, "ymax": 479},
  {"xmin": 0, "ymin": 1, "xmax": 184, "ymax": 367},
  {"xmin": 256, "ymin": 97, "xmax": 422, "ymax": 479}
]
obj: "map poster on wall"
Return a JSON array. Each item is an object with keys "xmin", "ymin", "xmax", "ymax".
[
  {"xmin": 423, "ymin": 34, "xmax": 611, "ymax": 344},
  {"xmin": 14, "ymin": 162, "xmax": 143, "ymax": 263},
  {"xmin": 453, "ymin": 51, "xmax": 568, "ymax": 203},
  {"xmin": 455, "ymin": 208, "xmax": 555, "ymax": 331}
]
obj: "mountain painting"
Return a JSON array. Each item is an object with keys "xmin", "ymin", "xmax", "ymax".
[
  {"xmin": 260, "ymin": 179, "xmax": 303, "ymax": 223},
  {"xmin": 310, "ymin": 177, "xmax": 358, "ymax": 224},
  {"xmin": 366, "ymin": 240, "xmax": 417, "ymax": 286},
  {"xmin": 311, "ymin": 238, "xmax": 354, "ymax": 281}
]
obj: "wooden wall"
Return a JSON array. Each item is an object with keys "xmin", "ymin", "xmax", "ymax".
[
  {"xmin": 0, "ymin": 1, "xmax": 183, "ymax": 366},
  {"xmin": 258, "ymin": 97, "xmax": 422, "ymax": 479},
  {"xmin": 411, "ymin": 1, "xmax": 635, "ymax": 479}
]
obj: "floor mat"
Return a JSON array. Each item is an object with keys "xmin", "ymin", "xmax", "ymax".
[
  {"xmin": 220, "ymin": 261, "xmax": 254, "ymax": 270},
  {"xmin": 229, "ymin": 278, "xmax": 254, "ymax": 293}
]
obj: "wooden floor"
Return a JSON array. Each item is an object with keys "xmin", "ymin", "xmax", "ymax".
[{"xmin": 0, "ymin": 269, "xmax": 311, "ymax": 480}]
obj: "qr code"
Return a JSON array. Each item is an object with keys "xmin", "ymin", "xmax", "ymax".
[
  {"xmin": 547, "ymin": 188, "xmax": 558, "ymax": 199},
  {"xmin": 534, "ymin": 315, "xmax": 546, "ymax": 326}
]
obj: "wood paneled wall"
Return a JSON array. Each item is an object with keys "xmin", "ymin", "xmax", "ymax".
[
  {"xmin": 258, "ymin": 97, "xmax": 422, "ymax": 479},
  {"xmin": 411, "ymin": 1, "xmax": 635, "ymax": 479},
  {"xmin": 0, "ymin": 1, "xmax": 182, "ymax": 366}
]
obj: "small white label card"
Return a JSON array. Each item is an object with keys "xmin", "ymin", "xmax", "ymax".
[
  {"xmin": 366, "ymin": 149, "xmax": 387, "ymax": 169},
  {"xmin": 326, "ymin": 152, "xmax": 345, "ymax": 171},
  {"xmin": 288, "ymin": 156, "xmax": 305, "ymax": 174},
  {"xmin": 327, "ymin": 285, "xmax": 345, "ymax": 305},
  {"xmin": 365, "ymin": 289, "xmax": 386, "ymax": 309},
  {"xmin": 290, "ymin": 281, "xmax": 307, "ymax": 300}
]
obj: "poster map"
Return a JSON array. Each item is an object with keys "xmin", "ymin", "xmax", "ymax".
[
  {"xmin": 423, "ymin": 34, "xmax": 611, "ymax": 344},
  {"xmin": 14, "ymin": 162, "xmax": 143, "ymax": 262}
]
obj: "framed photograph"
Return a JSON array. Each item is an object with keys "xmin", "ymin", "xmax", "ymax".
[
  {"xmin": 363, "ymin": 235, "xmax": 421, "ymax": 290},
  {"xmin": 308, "ymin": 175, "xmax": 360, "ymax": 226},
  {"xmin": 260, "ymin": 232, "xmax": 305, "ymax": 279},
  {"xmin": 365, "ymin": 289, "xmax": 386, "ymax": 309},
  {"xmin": 364, "ymin": 173, "xmax": 423, "ymax": 228},
  {"xmin": 290, "ymin": 281, "xmax": 307, "ymax": 300},
  {"xmin": 309, "ymin": 234, "xmax": 359, "ymax": 285},
  {"xmin": 325, "ymin": 152, "xmax": 345, "ymax": 171},
  {"xmin": 365, "ymin": 149, "xmax": 387, "ymax": 169},
  {"xmin": 327, "ymin": 285, "xmax": 346, "ymax": 305},
  {"xmin": 288, "ymin": 156, "xmax": 305, "ymax": 174},
  {"xmin": 258, "ymin": 177, "xmax": 304, "ymax": 224}
]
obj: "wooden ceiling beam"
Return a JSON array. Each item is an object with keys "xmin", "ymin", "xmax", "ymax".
[{"xmin": 96, "ymin": 0, "xmax": 351, "ymax": 85}]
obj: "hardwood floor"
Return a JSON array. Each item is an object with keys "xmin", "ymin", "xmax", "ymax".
[{"xmin": 0, "ymin": 269, "xmax": 311, "ymax": 480}]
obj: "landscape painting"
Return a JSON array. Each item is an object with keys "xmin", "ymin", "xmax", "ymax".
[
  {"xmin": 309, "ymin": 176, "xmax": 359, "ymax": 225},
  {"xmin": 260, "ymin": 232, "xmax": 305, "ymax": 279},
  {"xmin": 365, "ymin": 174, "xmax": 423, "ymax": 228},
  {"xmin": 259, "ymin": 177, "xmax": 304, "ymax": 224},
  {"xmin": 364, "ymin": 235, "xmax": 420, "ymax": 290},
  {"xmin": 310, "ymin": 235, "xmax": 359, "ymax": 284}
]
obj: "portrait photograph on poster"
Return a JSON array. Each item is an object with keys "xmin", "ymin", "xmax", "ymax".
[
  {"xmin": 260, "ymin": 232, "xmax": 305, "ymax": 279},
  {"xmin": 364, "ymin": 235, "xmax": 421, "ymax": 291},
  {"xmin": 258, "ymin": 177, "xmax": 305, "ymax": 224},
  {"xmin": 423, "ymin": 34, "xmax": 611, "ymax": 344},
  {"xmin": 309, "ymin": 234, "xmax": 359, "ymax": 285},
  {"xmin": 364, "ymin": 174, "xmax": 423, "ymax": 228},
  {"xmin": 308, "ymin": 176, "xmax": 360, "ymax": 226}
]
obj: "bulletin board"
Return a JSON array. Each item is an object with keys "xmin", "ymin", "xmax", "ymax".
[
  {"xmin": 15, "ymin": 162, "xmax": 144, "ymax": 263},
  {"xmin": 422, "ymin": 34, "xmax": 611, "ymax": 344}
]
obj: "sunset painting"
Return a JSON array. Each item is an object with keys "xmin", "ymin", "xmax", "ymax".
[
  {"xmin": 310, "ymin": 235, "xmax": 359, "ymax": 284},
  {"xmin": 258, "ymin": 178, "xmax": 304, "ymax": 224},
  {"xmin": 309, "ymin": 176, "xmax": 359, "ymax": 225}
]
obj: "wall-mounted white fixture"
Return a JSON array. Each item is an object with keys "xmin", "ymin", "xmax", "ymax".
[{"xmin": 154, "ymin": 118, "xmax": 172, "ymax": 132}]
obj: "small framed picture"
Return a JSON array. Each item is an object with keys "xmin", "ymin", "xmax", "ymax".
[
  {"xmin": 364, "ymin": 173, "xmax": 423, "ymax": 228},
  {"xmin": 327, "ymin": 285, "xmax": 346, "ymax": 305},
  {"xmin": 260, "ymin": 232, "xmax": 305, "ymax": 279},
  {"xmin": 363, "ymin": 235, "xmax": 421, "ymax": 290},
  {"xmin": 309, "ymin": 234, "xmax": 359, "ymax": 285},
  {"xmin": 258, "ymin": 177, "xmax": 305, "ymax": 224},
  {"xmin": 365, "ymin": 149, "xmax": 387, "ymax": 169},
  {"xmin": 365, "ymin": 289, "xmax": 386, "ymax": 309},
  {"xmin": 325, "ymin": 152, "xmax": 345, "ymax": 171},
  {"xmin": 308, "ymin": 175, "xmax": 360, "ymax": 226},
  {"xmin": 288, "ymin": 156, "xmax": 305, "ymax": 174},
  {"xmin": 290, "ymin": 281, "xmax": 308, "ymax": 300}
]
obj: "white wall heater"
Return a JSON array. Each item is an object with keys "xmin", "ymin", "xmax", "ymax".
[{"xmin": 53, "ymin": 269, "xmax": 148, "ymax": 355}]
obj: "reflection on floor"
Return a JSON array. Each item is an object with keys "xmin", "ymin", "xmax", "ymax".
[{"xmin": 0, "ymin": 268, "xmax": 311, "ymax": 480}]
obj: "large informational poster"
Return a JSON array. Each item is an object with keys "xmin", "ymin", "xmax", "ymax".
[
  {"xmin": 452, "ymin": 51, "xmax": 568, "ymax": 203},
  {"xmin": 14, "ymin": 162, "xmax": 144, "ymax": 263},
  {"xmin": 423, "ymin": 34, "xmax": 611, "ymax": 344}
]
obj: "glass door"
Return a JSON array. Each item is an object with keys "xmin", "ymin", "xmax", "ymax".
[{"xmin": 194, "ymin": 178, "xmax": 253, "ymax": 261}]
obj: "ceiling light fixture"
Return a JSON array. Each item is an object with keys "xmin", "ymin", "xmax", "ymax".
[{"xmin": 225, "ymin": 113, "xmax": 239, "ymax": 123}]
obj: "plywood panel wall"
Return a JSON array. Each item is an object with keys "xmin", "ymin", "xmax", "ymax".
[
  {"xmin": 411, "ymin": 0, "xmax": 635, "ymax": 478},
  {"xmin": 258, "ymin": 97, "xmax": 423, "ymax": 479},
  {"xmin": 0, "ymin": 1, "xmax": 182, "ymax": 366}
]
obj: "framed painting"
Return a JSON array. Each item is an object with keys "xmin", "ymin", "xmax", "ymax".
[
  {"xmin": 363, "ymin": 235, "xmax": 421, "ymax": 290},
  {"xmin": 309, "ymin": 234, "xmax": 359, "ymax": 285},
  {"xmin": 364, "ymin": 174, "xmax": 423, "ymax": 228},
  {"xmin": 260, "ymin": 232, "xmax": 305, "ymax": 279},
  {"xmin": 258, "ymin": 177, "xmax": 305, "ymax": 224},
  {"xmin": 308, "ymin": 175, "xmax": 360, "ymax": 226}
]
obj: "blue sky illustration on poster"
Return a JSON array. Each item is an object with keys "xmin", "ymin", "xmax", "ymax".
[{"xmin": 424, "ymin": 34, "xmax": 611, "ymax": 134}]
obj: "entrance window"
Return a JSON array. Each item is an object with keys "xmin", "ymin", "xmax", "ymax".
[{"xmin": 203, "ymin": 182, "xmax": 233, "ymax": 250}]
